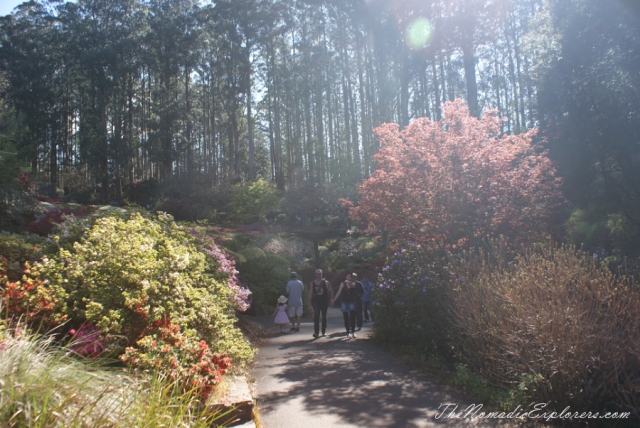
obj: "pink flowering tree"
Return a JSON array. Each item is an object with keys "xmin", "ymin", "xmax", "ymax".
[{"xmin": 351, "ymin": 100, "xmax": 565, "ymax": 250}]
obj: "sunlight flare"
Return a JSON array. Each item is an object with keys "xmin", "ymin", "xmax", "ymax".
[{"xmin": 405, "ymin": 17, "xmax": 433, "ymax": 49}]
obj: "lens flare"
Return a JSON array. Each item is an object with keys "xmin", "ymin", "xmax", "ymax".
[{"xmin": 405, "ymin": 17, "xmax": 433, "ymax": 50}]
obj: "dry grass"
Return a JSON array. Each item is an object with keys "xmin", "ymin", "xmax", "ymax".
[{"xmin": 449, "ymin": 244, "xmax": 640, "ymax": 416}]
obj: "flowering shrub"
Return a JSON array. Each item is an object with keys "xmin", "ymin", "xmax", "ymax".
[
  {"xmin": 68, "ymin": 323, "xmax": 106, "ymax": 358},
  {"xmin": 49, "ymin": 214, "xmax": 95, "ymax": 250},
  {"xmin": 351, "ymin": 100, "xmax": 564, "ymax": 249},
  {"xmin": 35, "ymin": 212, "xmax": 254, "ymax": 365},
  {"xmin": 0, "ymin": 261, "xmax": 68, "ymax": 329},
  {"xmin": 373, "ymin": 245, "xmax": 453, "ymax": 357},
  {"xmin": 121, "ymin": 317, "xmax": 232, "ymax": 398},
  {"xmin": 192, "ymin": 229, "xmax": 251, "ymax": 312}
]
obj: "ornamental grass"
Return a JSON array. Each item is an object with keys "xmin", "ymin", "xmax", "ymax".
[{"xmin": 0, "ymin": 322, "xmax": 227, "ymax": 427}]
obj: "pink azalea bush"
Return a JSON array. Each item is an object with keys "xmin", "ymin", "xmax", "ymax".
[{"xmin": 191, "ymin": 229, "xmax": 251, "ymax": 312}]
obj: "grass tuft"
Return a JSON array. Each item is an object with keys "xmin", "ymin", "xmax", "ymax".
[{"xmin": 0, "ymin": 323, "xmax": 228, "ymax": 427}]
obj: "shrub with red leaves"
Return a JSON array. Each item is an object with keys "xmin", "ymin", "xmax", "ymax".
[
  {"xmin": 26, "ymin": 205, "xmax": 96, "ymax": 236},
  {"xmin": 352, "ymin": 100, "xmax": 565, "ymax": 250},
  {"xmin": 0, "ymin": 261, "xmax": 68, "ymax": 329},
  {"xmin": 121, "ymin": 316, "xmax": 232, "ymax": 398}
]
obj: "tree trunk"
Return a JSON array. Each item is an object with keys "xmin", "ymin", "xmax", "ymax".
[
  {"xmin": 461, "ymin": 37, "xmax": 479, "ymax": 118},
  {"xmin": 247, "ymin": 56, "xmax": 255, "ymax": 180}
]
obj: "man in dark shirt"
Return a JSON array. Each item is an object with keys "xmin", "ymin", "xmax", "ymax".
[{"xmin": 308, "ymin": 269, "xmax": 331, "ymax": 338}]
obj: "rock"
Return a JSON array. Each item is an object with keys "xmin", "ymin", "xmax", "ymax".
[{"xmin": 208, "ymin": 375, "xmax": 255, "ymax": 426}]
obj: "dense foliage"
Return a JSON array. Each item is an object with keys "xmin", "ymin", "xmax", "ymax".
[
  {"xmin": 229, "ymin": 179, "xmax": 283, "ymax": 224},
  {"xmin": 373, "ymin": 241, "xmax": 640, "ymax": 418},
  {"xmin": 1, "ymin": 210, "xmax": 254, "ymax": 396},
  {"xmin": 539, "ymin": 0, "xmax": 640, "ymax": 258},
  {"xmin": 351, "ymin": 100, "xmax": 564, "ymax": 249},
  {"xmin": 0, "ymin": 232, "xmax": 46, "ymax": 280},
  {"xmin": 235, "ymin": 245, "xmax": 290, "ymax": 313},
  {"xmin": 450, "ymin": 244, "xmax": 640, "ymax": 417},
  {"xmin": 0, "ymin": 71, "xmax": 34, "ymax": 232},
  {"xmin": 373, "ymin": 245, "xmax": 451, "ymax": 357}
]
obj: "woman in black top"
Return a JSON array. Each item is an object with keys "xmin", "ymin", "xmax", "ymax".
[
  {"xmin": 331, "ymin": 273, "xmax": 357, "ymax": 338},
  {"xmin": 308, "ymin": 269, "xmax": 330, "ymax": 338}
]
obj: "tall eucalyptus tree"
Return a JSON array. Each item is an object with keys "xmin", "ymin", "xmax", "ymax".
[{"xmin": 0, "ymin": 1, "xmax": 61, "ymax": 185}]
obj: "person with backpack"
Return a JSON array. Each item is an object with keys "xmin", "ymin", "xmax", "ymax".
[
  {"xmin": 331, "ymin": 272, "xmax": 358, "ymax": 338},
  {"xmin": 308, "ymin": 269, "xmax": 331, "ymax": 338}
]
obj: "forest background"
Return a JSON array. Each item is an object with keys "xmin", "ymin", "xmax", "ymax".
[
  {"xmin": 0, "ymin": 0, "xmax": 638, "ymax": 261},
  {"xmin": 1, "ymin": 0, "xmax": 640, "ymax": 425}
]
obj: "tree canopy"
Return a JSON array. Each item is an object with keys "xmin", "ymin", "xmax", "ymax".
[
  {"xmin": 351, "ymin": 100, "xmax": 564, "ymax": 249},
  {"xmin": 0, "ymin": 0, "xmax": 639, "ymax": 255}
]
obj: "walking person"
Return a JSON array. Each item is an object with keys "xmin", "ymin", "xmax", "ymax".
[
  {"xmin": 286, "ymin": 272, "xmax": 304, "ymax": 332},
  {"xmin": 361, "ymin": 275, "xmax": 374, "ymax": 322},
  {"xmin": 308, "ymin": 269, "xmax": 331, "ymax": 339},
  {"xmin": 331, "ymin": 273, "xmax": 357, "ymax": 338},
  {"xmin": 273, "ymin": 296, "xmax": 290, "ymax": 333},
  {"xmin": 352, "ymin": 272, "xmax": 365, "ymax": 330}
]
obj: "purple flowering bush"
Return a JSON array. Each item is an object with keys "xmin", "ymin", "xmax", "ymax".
[
  {"xmin": 190, "ymin": 229, "xmax": 251, "ymax": 313},
  {"xmin": 373, "ymin": 245, "xmax": 453, "ymax": 358}
]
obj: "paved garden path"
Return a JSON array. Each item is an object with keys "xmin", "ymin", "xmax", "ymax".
[{"xmin": 251, "ymin": 307, "xmax": 517, "ymax": 428}]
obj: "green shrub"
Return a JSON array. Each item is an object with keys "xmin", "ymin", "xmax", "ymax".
[
  {"xmin": 607, "ymin": 213, "xmax": 640, "ymax": 258},
  {"xmin": 373, "ymin": 245, "xmax": 453, "ymax": 359},
  {"xmin": 321, "ymin": 235, "xmax": 386, "ymax": 272},
  {"xmin": 235, "ymin": 246, "xmax": 290, "ymax": 313},
  {"xmin": 229, "ymin": 179, "xmax": 283, "ymax": 224},
  {"xmin": 0, "ymin": 232, "xmax": 47, "ymax": 280},
  {"xmin": 36, "ymin": 212, "xmax": 254, "ymax": 365}
]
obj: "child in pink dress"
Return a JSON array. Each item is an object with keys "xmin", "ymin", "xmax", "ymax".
[{"xmin": 273, "ymin": 295, "xmax": 290, "ymax": 333}]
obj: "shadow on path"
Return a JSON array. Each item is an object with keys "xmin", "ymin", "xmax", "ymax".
[{"xmin": 252, "ymin": 308, "xmax": 513, "ymax": 428}]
